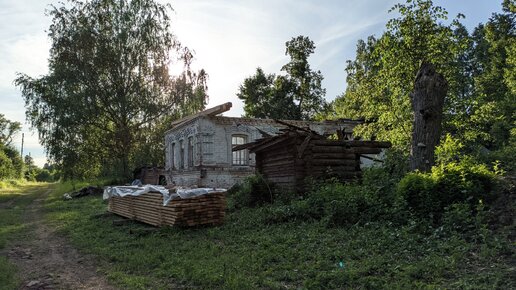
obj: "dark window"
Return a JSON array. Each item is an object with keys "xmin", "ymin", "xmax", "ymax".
[
  {"xmin": 180, "ymin": 140, "xmax": 185, "ymax": 169},
  {"xmin": 232, "ymin": 135, "xmax": 248, "ymax": 165},
  {"xmin": 188, "ymin": 137, "xmax": 194, "ymax": 168},
  {"xmin": 171, "ymin": 143, "xmax": 175, "ymax": 169}
]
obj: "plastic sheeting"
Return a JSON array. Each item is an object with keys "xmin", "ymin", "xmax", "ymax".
[{"xmin": 103, "ymin": 185, "xmax": 226, "ymax": 206}]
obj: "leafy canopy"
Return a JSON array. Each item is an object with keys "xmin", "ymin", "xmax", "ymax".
[
  {"xmin": 0, "ymin": 114, "xmax": 21, "ymax": 147},
  {"xmin": 330, "ymin": 0, "xmax": 467, "ymax": 149},
  {"xmin": 330, "ymin": 0, "xmax": 515, "ymax": 156},
  {"xmin": 238, "ymin": 36, "xmax": 327, "ymax": 120},
  {"xmin": 15, "ymin": 0, "xmax": 208, "ymax": 179}
]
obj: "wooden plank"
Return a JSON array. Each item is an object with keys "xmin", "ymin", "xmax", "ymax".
[
  {"xmin": 170, "ymin": 102, "xmax": 232, "ymax": 128},
  {"xmin": 107, "ymin": 191, "xmax": 226, "ymax": 227}
]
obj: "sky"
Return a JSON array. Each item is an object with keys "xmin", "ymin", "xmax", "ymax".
[{"xmin": 0, "ymin": 0, "xmax": 504, "ymax": 167}]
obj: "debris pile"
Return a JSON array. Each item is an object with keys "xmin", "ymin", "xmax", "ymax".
[{"xmin": 63, "ymin": 186, "xmax": 103, "ymax": 200}]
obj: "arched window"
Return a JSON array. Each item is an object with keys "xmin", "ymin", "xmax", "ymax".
[
  {"xmin": 232, "ymin": 135, "xmax": 248, "ymax": 165},
  {"xmin": 170, "ymin": 143, "xmax": 175, "ymax": 169},
  {"xmin": 188, "ymin": 136, "xmax": 194, "ymax": 168},
  {"xmin": 179, "ymin": 140, "xmax": 185, "ymax": 169}
]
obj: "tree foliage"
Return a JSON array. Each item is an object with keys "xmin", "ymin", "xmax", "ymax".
[
  {"xmin": 330, "ymin": 0, "xmax": 466, "ymax": 149},
  {"xmin": 0, "ymin": 114, "xmax": 21, "ymax": 147},
  {"xmin": 330, "ymin": 0, "xmax": 514, "ymax": 158},
  {"xmin": 0, "ymin": 115, "xmax": 23, "ymax": 179},
  {"xmin": 15, "ymin": 0, "xmax": 208, "ymax": 179},
  {"xmin": 238, "ymin": 36, "xmax": 326, "ymax": 120},
  {"xmin": 467, "ymin": 8, "xmax": 515, "ymax": 149}
]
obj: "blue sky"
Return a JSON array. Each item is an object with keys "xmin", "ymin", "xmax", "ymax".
[{"xmin": 0, "ymin": 0, "xmax": 504, "ymax": 166}]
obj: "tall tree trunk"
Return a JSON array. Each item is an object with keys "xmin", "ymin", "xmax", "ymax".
[{"xmin": 410, "ymin": 62, "xmax": 448, "ymax": 172}]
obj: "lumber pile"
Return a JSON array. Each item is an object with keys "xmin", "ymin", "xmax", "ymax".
[{"xmin": 108, "ymin": 191, "xmax": 226, "ymax": 227}]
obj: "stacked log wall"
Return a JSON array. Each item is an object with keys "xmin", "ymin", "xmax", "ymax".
[
  {"xmin": 303, "ymin": 139, "xmax": 361, "ymax": 182},
  {"xmin": 257, "ymin": 141, "xmax": 297, "ymax": 190}
]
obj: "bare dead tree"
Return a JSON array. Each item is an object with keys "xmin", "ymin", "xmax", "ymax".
[{"xmin": 410, "ymin": 62, "xmax": 448, "ymax": 172}]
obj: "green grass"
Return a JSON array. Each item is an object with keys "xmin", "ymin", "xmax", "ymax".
[
  {"xmin": 0, "ymin": 182, "xmax": 51, "ymax": 289},
  {"xmin": 43, "ymin": 181, "xmax": 514, "ymax": 289}
]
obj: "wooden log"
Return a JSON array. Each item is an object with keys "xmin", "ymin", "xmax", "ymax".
[
  {"xmin": 310, "ymin": 152, "xmax": 356, "ymax": 159},
  {"xmin": 260, "ymin": 159, "xmax": 295, "ymax": 167},
  {"xmin": 309, "ymin": 165, "xmax": 357, "ymax": 172},
  {"xmin": 311, "ymin": 140, "xmax": 391, "ymax": 147},
  {"xmin": 311, "ymin": 145, "xmax": 353, "ymax": 153},
  {"xmin": 260, "ymin": 150, "xmax": 295, "ymax": 160},
  {"xmin": 352, "ymin": 148, "xmax": 383, "ymax": 154},
  {"xmin": 309, "ymin": 159, "xmax": 357, "ymax": 166}
]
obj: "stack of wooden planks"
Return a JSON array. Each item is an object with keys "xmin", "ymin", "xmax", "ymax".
[{"xmin": 108, "ymin": 191, "xmax": 226, "ymax": 227}]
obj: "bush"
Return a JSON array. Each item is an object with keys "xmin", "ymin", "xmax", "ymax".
[
  {"xmin": 396, "ymin": 172, "xmax": 437, "ymax": 219},
  {"xmin": 0, "ymin": 151, "xmax": 15, "ymax": 179},
  {"xmin": 397, "ymin": 158, "xmax": 497, "ymax": 222},
  {"xmin": 2, "ymin": 146, "xmax": 23, "ymax": 179},
  {"xmin": 441, "ymin": 203, "xmax": 477, "ymax": 234},
  {"xmin": 227, "ymin": 175, "xmax": 275, "ymax": 209},
  {"xmin": 263, "ymin": 178, "xmax": 401, "ymax": 227},
  {"xmin": 435, "ymin": 134, "xmax": 464, "ymax": 165}
]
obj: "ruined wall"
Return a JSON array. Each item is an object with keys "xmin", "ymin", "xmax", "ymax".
[{"xmin": 164, "ymin": 116, "xmax": 361, "ymax": 188}]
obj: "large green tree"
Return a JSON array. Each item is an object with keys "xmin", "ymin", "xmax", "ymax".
[
  {"xmin": 331, "ymin": 0, "xmax": 467, "ymax": 149},
  {"xmin": 0, "ymin": 114, "xmax": 23, "ymax": 179},
  {"xmin": 238, "ymin": 36, "xmax": 326, "ymax": 120},
  {"xmin": 466, "ymin": 4, "xmax": 515, "ymax": 149},
  {"xmin": 15, "ymin": 0, "xmax": 208, "ymax": 179},
  {"xmin": 0, "ymin": 114, "xmax": 21, "ymax": 147}
]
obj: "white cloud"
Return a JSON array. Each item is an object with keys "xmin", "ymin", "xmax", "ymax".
[{"xmin": 0, "ymin": 33, "xmax": 50, "ymax": 89}]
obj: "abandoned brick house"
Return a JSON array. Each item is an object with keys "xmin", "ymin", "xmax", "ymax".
[{"xmin": 164, "ymin": 102, "xmax": 362, "ymax": 188}]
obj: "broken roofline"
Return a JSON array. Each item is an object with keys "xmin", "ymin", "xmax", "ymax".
[{"xmin": 164, "ymin": 102, "xmax": 363, "ymax": 134}]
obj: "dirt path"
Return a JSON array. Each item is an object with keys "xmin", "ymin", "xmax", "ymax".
[{"xmin": 4, "ymin": 188, "xmax": 116, "ymax": 290}]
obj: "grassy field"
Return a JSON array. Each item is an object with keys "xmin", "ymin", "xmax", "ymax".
[
  {"xmin": 0, "ymin": 182, "xmax": 51, "ymax": 289},
  {"xmin": 42, "ymin": 181, "xmax": 514, "ymax": 289}
]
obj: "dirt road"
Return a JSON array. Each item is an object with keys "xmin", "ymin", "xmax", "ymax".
[{"xmin": 3, "ymin": 187, "xmax": 116, "ymax": 290}]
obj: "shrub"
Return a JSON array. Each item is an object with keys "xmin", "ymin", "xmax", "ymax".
[
  {"xmin": 2, "ymin": 146, "xmax": 23, "ymax": 179},
  {"xmin": 382, "ymin": 149, "xmax": 409, "ymax": 181},
  {"xmin": 397, "ymin": 158, "xmax": 497, "ymax": 222},
  {"xmin": 396, "ymin": 172, "xmax": 437, "ymax": 219},
  {"xmin": 435, "ymin": 134, "xmax": 464, "ymax": 165},
  {"xmin": 441, "ymin": 202, "xmax": 476, "ymax": 234},
  {"xmin": 303, "ymin": 180, "xmax": 394, "ymax": 227},
  {"xmin": 0, "ymin": 150, "xmax": 15, "ymax": 179},
  {"xmin": 227, "ymin": 174, "xmax": 275, "ymax": 209}
]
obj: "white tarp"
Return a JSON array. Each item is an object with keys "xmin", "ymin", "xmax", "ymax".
[{"xmin": 103, "ymin": 185, "xmax": 226, "ymax": 206}]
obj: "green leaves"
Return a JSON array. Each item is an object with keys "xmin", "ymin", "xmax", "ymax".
[
  {"xmin": 15, "ymin": 0, "xmax": 208, "ymax": 179},
  {"xmin": 330, "ymin": 0, "xmax": 514, "ymax": 156},
  {"xmin": 0, "ymin": 114, "xmax": 21, "ymax": 147},
  {"xmin": 237, "ymin": 36, "xmax": 327, "ymax": 120}
]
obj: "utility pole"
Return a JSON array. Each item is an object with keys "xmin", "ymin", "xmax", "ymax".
[{"xmin": 21, "ymin": 133, "xmax": 24, "ymax": 158}]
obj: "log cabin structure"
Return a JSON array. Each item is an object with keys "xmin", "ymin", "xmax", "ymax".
[
  {"xmin": 164, "ymin": 102, "xmax": 362, "ymax": 188},
  {"xmin": 133, "ymin": 166, "xmax": 166, "ymax": 185},
  {"xmin": 233, "ymin": 125, "xmax": 391, "ymax": 193}
]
